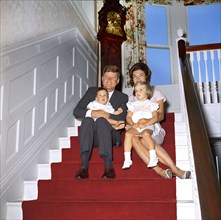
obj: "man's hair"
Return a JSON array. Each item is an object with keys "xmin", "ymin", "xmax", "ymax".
[
  {"xmin": 129, "ymin": 63, "xmax": 152, "ymax": 86},
  {"xmin": 103, "ymin": 65, "xmax": 120, "ymax": 79},
  {"xmin": 134, "ymin": 81, "xmax": 153, "ymax": 99}
]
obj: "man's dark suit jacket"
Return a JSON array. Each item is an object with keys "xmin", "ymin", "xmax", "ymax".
[{"xmin": 73, "ymin": 87, "xmax": 128, "ymax": 145}]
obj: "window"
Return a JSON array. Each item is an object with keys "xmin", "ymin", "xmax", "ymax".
[
  {"xmin": 145, "ymin": 5, "xmax": 171, "ymax": 86},
  {"xmin": 187, "ymin": 4, "xmax": 221, "ymax": 82}
]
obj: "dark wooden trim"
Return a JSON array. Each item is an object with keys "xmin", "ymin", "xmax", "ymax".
[
  {"xmin": 178, "ymin": 39, "xmax": 221, "ymax": 220},
  {"xmin": 186, "ymin": 43, "xmax": 221, "ymax": 52}
]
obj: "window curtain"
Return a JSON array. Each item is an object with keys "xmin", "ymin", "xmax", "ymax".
[{"xmin": 124, "ymin": 0, "xmax": 146, "ymax": 87}]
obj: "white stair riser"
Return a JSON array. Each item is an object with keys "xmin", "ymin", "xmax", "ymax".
[
  {"xmin": 176, "ymin": 146, "xmax": 189, "ymax": 161},
  {"xmin": 38, "ymin": 164, "xmax": 51, "ymax": 179},
  {"xmin": 175, "ymin": 134, "xmax": 188, "ymax": 146},
  {"xmin": 74, "ymin": 118, "xmax": 82, "ymax": 127},
  {"xmin": 177, "ymin": 203, "xmax": 197, "ymax": 220},
  {"xmin": 176, "ymin": 179, "xmax": 193, "ymax": 200},
  {"xmin": 175, "ymin": 122, "xmax": 187, "ymax": 133},
  {"xmin": 49, "ymin": 149, "xmax": 62, "ymax": 163},
  {"xmin": 6, "ymin": 202, "xmax": 22, "ymax": 220},
  {"xmin": 59, "ymin": 137, "xmax": 70, "ymax": 148},
  {"xmin": 175, "ymin": 113, "xmax": 184, "ymax": 122},
  {"xmin": 23, "ymin": 181, "xmax": 38, "ymax": 200},
  {"xmin": 67, "ymin": 127, "xmax": 78, "ymax": 137}
]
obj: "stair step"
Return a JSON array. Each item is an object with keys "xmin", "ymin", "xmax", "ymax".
[
  {"xmin": 49, "ymin": 149, "xmax": 62, "ymax": 163},
  {"xmin": 176, "ymin": 179, "xmax": 193, "ymax": 201},
  {"xmin": 176, "ymin": 160, "xmax": 191, "ymax": 170},
  {"xmin": 51, "ymin": 161, "xmax": 169, "ymax": 179},
  {"xmin": 38, "ymin": 164, "xmax": 51, "ymax": 180},
  {"xmin": 176, "ymin": 145, "xmax": 189, "ymax": 161},
  {"xmin": 67, "ymin": 127, "xmax": 78, "ymax": 137},
  {"xmin": 22, "ymin": 200, "xmax": 177, "ymax": 220},
  {"xmin": 177, "ymin": 202, "xmax": 198, "ymax": 220},
  {"xmin": 59, "ymin": 137, "xmax": 70, "ymax": 148},
  {"xmin": 175, "ymin": 121, "xmax": 187, "ymax": 133},
  {"xmin": 175, "ymin": 113, "xmax": 184, "ymax": 122},
  {"xmin": 175, "ymin": 133, "xmax": 188, "ymax": 146},
  {"xmin": 6, "ymin": 202, "xmax": 22, "ymax": 220},
  {"xmin": 74, "ymin": 118, "xmax": 82, "ymax": 127},
  {"xmin": 62, "ymin": 139, "xmax": 175, "ymax": 163},
  {"xmin": 37, "ymin": 178, "xmax": 176, "ymax": 201},
  {"xmin": 23, "ymin": 181, "xmax": 38, "ymax": 200}
]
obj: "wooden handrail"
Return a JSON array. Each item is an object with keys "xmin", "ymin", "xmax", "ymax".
[
  {"xmin": 178, "ymin": 39, "xmax": 221, "ymax": 220},
  {"xmin": 186, "ymin": 43, "xmax": 221, "ymax": 52}
]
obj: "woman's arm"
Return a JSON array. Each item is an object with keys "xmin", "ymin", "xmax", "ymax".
[{"xmin": 157, "ymin": 99, "xmax": 165, "ymax": 122}]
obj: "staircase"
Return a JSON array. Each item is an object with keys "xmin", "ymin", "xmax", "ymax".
[{"xmin": 6, "ymin": 113, "xmax": 198, "ymax": 220}]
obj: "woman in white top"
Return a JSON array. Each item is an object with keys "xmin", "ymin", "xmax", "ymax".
[{"xmin": 127, "ymin": 63, "xmax": 191, "ymax": 179}]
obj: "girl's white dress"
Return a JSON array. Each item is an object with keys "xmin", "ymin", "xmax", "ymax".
[{"xmin": 127, "ymin": 99, "xmax": 159, "ymax": 133}]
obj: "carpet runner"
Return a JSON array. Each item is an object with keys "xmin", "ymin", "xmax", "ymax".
[{"xmin": 22, "ymin": 113, "xmax": 176, "ymax": 220}]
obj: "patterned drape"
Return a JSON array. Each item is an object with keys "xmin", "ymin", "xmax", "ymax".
[
  {"xmin": 124, "ymin": 0, "xmax": 146, "ymax": 87},
  {"xmin": 147, "ymin": 0, "xmax": 220, "ymax": 6}
]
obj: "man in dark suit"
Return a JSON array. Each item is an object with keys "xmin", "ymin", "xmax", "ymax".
[{"xmin": 73, "ymin": 65, "xmax": 128, "ymax": 179}]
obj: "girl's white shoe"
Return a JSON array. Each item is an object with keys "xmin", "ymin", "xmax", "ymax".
[
  {"xmin": 122, "ymin": 160, "xmax": 133, "ymax": 169},
  {"xmin": 147, "ymin": 157, "xmax": 158, "ymax": 168}
]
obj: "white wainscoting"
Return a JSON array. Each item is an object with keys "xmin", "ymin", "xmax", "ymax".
[{"xmin": 0, "ymin": 28, "xmax": 97, "ymax": 219}]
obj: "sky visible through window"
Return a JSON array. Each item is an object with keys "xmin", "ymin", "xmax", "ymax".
[
  {"xmin": 145, "ymin": 4, "xmax": 221, "ymax": 85},
  {"xmin": 145, "ymin": 5, "xmax": 170, "ymax": 86}
]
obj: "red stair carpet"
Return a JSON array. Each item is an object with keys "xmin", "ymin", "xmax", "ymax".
[{"xmin": 22, "ymin": 113, "xmax": 176, "ymax": 220}]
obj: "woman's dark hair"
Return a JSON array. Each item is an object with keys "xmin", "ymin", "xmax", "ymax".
[{"xmin": 129, "ymin": 63, "xmax": 152, "ymax": 86}]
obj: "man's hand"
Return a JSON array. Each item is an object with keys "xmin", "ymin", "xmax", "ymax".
[{"xmin": 91, "ymin": 110, "xmax": 110, "ymax": 119}]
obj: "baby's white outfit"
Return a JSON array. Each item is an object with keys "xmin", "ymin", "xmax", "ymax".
[{"xmin": 87, "ymin": 100, "xmax": 115, "ymax": 113}]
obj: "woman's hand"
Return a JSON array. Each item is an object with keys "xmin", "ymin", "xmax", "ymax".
[
  {"xmin": 125, "ymin": 123, "xmax": 138, "ymax": 130},
  {"xmin": 137, "ymin": 118, "xmax": 150, "ymax": 128}
]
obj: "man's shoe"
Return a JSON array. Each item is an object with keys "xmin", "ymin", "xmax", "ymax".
[
  {"xmin": 74, "ymin": 167, "xmax": 88, "ymax": 179},
  {"xmin": 102, "ymin": 167, "xmax": 116, "ymax": 179}
]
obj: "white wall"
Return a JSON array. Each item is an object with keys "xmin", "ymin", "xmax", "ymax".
[
  {"xmin": 0, "ymin": 27, "xmax": 97, "ymax": 220},
  {"xmin": 0, "ymin": 1, "xmax": 97, "ymax": 51},
  {"xmin": 0, "ymin": 1, "xmax": 98, "ymax": 219}
]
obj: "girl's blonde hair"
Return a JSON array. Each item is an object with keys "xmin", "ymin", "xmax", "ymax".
[{"xmin": 134, "ymin": 82, "xmax": 153, "ymax": 99}]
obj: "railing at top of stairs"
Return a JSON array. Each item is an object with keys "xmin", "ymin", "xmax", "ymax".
[{"xmin": 177, "ymin": 39, "xmax": 221, "ymax": 220}]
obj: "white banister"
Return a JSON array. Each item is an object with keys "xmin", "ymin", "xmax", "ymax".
[
  {"xmin": 187, "ymin": 48, "xmax": 221, "ymax": 104},
  {"xmin": 203, "ymin": 51, "xmax": 211, "ymax": 103}
]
